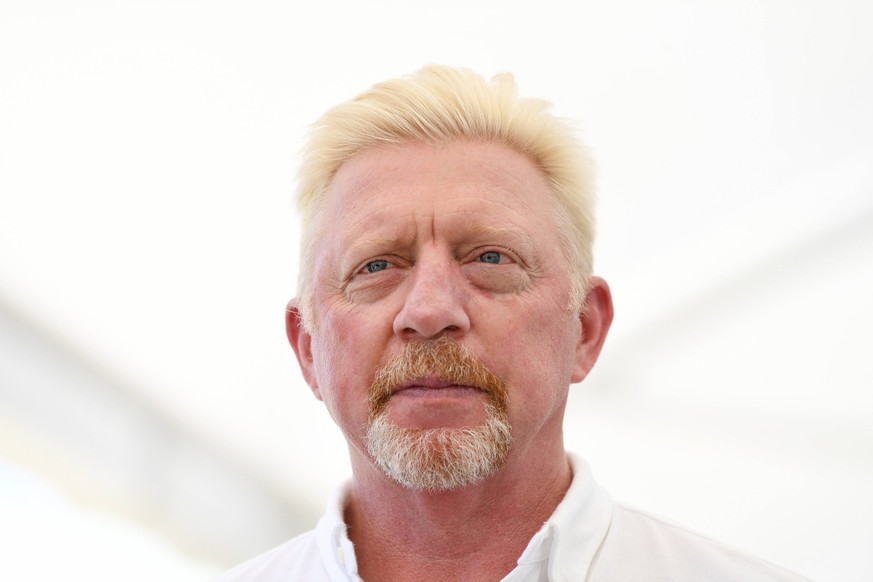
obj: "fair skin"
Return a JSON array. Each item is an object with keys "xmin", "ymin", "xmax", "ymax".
[{"xmin": 287, "ymin": 140, "xmax": 613, "ymax": 581}]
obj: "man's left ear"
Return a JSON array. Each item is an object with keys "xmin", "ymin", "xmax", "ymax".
[{"xmin": 571, "ymin": 276, "xmax": 614, "ymax": 383}]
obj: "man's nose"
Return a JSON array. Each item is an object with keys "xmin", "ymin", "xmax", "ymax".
[{"xmin": 393, "ymin": 256, "xmax": 471, "ymax": 340}]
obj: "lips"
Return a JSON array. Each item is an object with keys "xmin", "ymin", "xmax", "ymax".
[
  {"xmin": 367, "ymin": 337, "xmax": 508, "ymax": 419},
  {"xmin": 392, "ymin": 376, "xmax": 482, "ymax": 394}
]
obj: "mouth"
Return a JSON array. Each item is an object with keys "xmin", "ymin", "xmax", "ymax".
[
  {"xmin": 368, "ymin": 338, "xmax": 508, "ymax": 421},
  {"xmin": 380, "ymin": 376, "xmax": 493, "ymax": 429},
  {"xmin": 392, "ymin": 376, "xmax": 484, "ymax": 395}
]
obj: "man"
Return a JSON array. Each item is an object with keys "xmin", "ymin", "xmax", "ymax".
[{"xmin": 215, "ymin": 65, "xmax": 808, "ymax": 581}]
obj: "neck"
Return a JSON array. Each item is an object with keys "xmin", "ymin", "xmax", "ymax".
[{"xmin": 345, "ymin": 445, "xmax": 572, "ymax": 582}]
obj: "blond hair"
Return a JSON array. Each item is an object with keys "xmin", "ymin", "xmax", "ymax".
[{"xmin": 296, "ymin": 65, "xmax": 596, "ymax": 328}]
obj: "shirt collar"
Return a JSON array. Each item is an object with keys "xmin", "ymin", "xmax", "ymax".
[
  {"xmin": 316, "ymin": 454, "xmax": 614, "ymax": 582},
  {"xmin": 316, "ymin": 481, "xmax": 361, "ymax": 581},
  {"xmin": 515, "ymin": 454, "xmax": 614, "ymax": 580}
]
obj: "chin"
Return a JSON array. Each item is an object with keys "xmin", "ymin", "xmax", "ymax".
[{"xmin": 366, "ymin": 406, "xmax": 512, "ymax": 491}]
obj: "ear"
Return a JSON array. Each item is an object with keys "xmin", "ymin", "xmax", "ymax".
[
  {"xmin": 286, "ymin": 299, "xmax": 323, "ymax": 400},
  {"xmin": 571, "ymin": 276, "xmax": 614, "ymax": 383}
]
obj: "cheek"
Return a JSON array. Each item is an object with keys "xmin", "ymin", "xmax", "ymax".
[
  {"xmin": 492, "ymin": 303, "xmax": 579, "ymax": 413},
  {"xmin": 505, "ymin": 331, "xmax": 576, "ymax": 391},
  {"xmin": 311, "ymin": 343, "xmax": 370, "ymax": 441},
  {"xmin": 309, "ymin": 309, "xmax": 387, "ymax": 432}
]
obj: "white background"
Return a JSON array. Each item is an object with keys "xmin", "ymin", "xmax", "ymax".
[{"xmin": 1, "ymin": 1, "xmax": 871, "ymax": 580}]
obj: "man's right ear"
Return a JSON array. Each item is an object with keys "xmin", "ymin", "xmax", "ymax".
[{"xmin": 285, "ymin": 299, "xmax": 322, "ymax": 401}]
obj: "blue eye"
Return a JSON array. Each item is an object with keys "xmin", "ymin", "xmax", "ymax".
[
  {"xmin": 364, "ymin": 259, "xmax": 390, "ymax": 273},
  {"xmin": 479, "ymin": 251, "xmax": 502, "ymax": 264}
]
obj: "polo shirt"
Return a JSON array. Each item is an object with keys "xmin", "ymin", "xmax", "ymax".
[{"xmin": 212, "ymin": 455, "xmax": 809, "ymax": 581}]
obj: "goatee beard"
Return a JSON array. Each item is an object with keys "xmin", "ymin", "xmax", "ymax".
[{"xmin": 365, "ymin": 337, "xmax": 512, "ymax": 491}]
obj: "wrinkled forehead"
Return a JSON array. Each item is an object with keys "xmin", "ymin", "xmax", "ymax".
[{"xmin": 315, "ymin": 141, "xmax": 560, "ymax": 226}]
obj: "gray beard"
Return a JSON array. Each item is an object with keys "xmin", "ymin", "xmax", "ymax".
[{"xmin": 366, "ymin": 403, "xmax": 512, "ymax": 491}]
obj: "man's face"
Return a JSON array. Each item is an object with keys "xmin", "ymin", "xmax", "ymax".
[{"xmin": 290, "ymin": 140, "xmax": 608, "ymax": 484}]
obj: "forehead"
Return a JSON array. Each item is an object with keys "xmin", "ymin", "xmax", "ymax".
[{"xmin": 319, "ymin": 141, "xmax": 560, "ymax": 236}]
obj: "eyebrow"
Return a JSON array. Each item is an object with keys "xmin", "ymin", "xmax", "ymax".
[
  {"xmin": 462, "ymin": 223, "xmax": 537, "ymax": 253},
  {"xmin": 345, "ymin": 236, "xmax": 401, "ymax": 257}
]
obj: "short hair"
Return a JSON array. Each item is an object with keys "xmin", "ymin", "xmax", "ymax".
[{"xmin": 295, "ymin": 65, "xmax": 596, "ymax": 329}]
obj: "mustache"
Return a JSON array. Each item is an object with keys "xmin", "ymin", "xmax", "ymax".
[{"xmin": 368, "ymin": 336, "xmax": 508, "ymax": 419}]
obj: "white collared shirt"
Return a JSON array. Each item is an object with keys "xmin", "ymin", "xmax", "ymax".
[{"xmin": 212, "ymin": 455, "xmax": 809, "ymax": 581}]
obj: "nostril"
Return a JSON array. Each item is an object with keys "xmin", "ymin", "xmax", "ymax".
[{"xmin": 398, "ymin": 323, "xmax": 463, "ymax": 339}]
